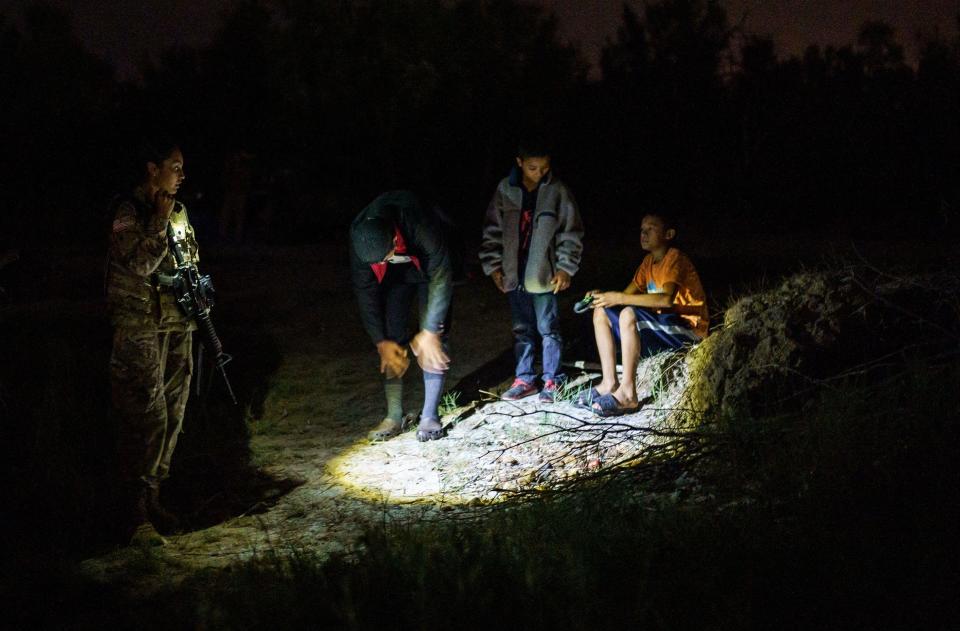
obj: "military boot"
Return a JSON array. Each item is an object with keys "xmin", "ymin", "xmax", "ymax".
[
  {"xmin": 120, "ymin": 483, "xmax": 165, "ymax": 546},
  {"xmin": 146, "ymin": 483, "xmax": 181, "ymax": 535},
  {"xmin": 130, "ymin": 522, "xmax": 168, "ymax": 547}
]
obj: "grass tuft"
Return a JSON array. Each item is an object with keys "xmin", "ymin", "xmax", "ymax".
[{"xmin": 439, "ymin": 390, "xmax": 461, "ymax": 417}]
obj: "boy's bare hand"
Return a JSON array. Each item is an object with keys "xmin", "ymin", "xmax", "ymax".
[
  {"xmin": 153, "ymin": 189, "xmax": 176, "ymax": 221},
  {"xmin": 591, "ymin": 291, "xmax": 622, "ymax": 308},
  {"xmin": 410, "ymin": 330, "xmax": 450, "ymax": 373},
  {"xmin": 551, "ymin": 270, "xmax": 571, "ymax": 294},
  {"xmin": 491, "ymin": 269, "xmax": 507, "ymax": 293},
  {"xmin": 377, "ymin": 340, "xmax": 410, "ymax": 378}
]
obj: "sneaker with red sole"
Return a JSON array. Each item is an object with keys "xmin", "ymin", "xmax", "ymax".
[
  {"xmin": 501, "ymin": 378, "xmax": 538, "ymax": 400},
  {"xmin": 538, "ymin": 379, "xmax": 559, "ymax": 403}
]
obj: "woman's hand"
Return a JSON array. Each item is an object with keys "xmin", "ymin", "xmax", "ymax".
[{"xmin": 153, "ymin": 189, "xmax": 177, "ymax": 222}]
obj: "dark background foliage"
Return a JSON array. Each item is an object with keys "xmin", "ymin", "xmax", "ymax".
[{"xmin": 1, "ymin": 0, "xmax": 958, "ymax": 249}]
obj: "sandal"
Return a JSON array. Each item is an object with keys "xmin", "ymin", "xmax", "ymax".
[
  {"xmin": 591, "ymin": 393, "xmax": 639, "ymax": 418},
  {"xmin": 416, "ymin": 416, "xmax": 445, "ymax": 442},
  {"xmin": 574, "ymin": 387, "xmax": 602, "ymax": 410},
  {"xmin": 368, "ymin": 417, "xmax": 402, "ymax": 442}
]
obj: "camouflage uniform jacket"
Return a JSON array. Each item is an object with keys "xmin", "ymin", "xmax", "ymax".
[{"xmin": 106, "ymin": 187, "xmax": 199, "ymax": 331}]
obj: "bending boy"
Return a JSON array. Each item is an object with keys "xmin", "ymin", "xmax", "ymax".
[
  {"xmin": 587, "ymin": 212, "xmax": 708, "ymax": 416},
  {"xmin": 350, "ymin": 190, "xmax": 453, "ymax": 442}
]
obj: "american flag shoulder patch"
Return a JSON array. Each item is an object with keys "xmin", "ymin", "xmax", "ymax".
[{"xmin": 112, "ymin": 216, "xmax": 136, "ymax": 233}]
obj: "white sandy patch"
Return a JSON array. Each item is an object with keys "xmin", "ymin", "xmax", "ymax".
[{"xmin": 330, "ymin": 351, "xmax": 691, "ymax": 504}]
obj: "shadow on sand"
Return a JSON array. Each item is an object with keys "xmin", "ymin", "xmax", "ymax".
[{"xmin": 0, "ymin": 295, "xmax": 301, "ymax": 563}]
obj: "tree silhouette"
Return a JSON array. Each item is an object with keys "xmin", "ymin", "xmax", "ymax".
[{"xmin": 1, "ymin": 0, "xmax": 958, "ymax": 245}]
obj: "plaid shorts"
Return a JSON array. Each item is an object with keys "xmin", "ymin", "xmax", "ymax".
[{"xmin": 604, "ymin": 307, "xmax": 701, "ymax": 357}]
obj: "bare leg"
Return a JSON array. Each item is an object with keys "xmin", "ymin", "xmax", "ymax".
[
  {"xmin": 592, "ymin": 307, "xmax": 619, "ymax": 395},
  {"xmin": 613, "ymin": 308, "xmax": 640, "ymax": 408}
]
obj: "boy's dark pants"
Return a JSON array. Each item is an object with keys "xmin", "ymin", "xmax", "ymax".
[
  {"xmin": 382, "ymin": 280, "xmax": 426, "ymax": 345},
  {"xmin": 508, "ymin": 287, "xmax": 561, "ymax": 383},
  {"xmin": 381, "ymin": 278, "xmax": 451, "ymax": 344},
  {"xmin": 380, "ymin": 277, "xmax": 451, "ymax": 421}
]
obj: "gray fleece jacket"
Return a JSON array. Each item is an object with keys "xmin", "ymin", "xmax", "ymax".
[{"xmin": 479, "ymin": 168, "xmax": 584, "ymax": 294}]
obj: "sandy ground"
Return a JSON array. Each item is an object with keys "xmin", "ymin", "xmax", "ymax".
[
  {"xmin": 77, "ymin": 242, "xmax": 546, "ymax": 588},
  {"xmin": 69, "ymin": 233, "xmax": 941, "ymax": 589}
]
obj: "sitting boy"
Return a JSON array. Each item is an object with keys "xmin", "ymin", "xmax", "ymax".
[{"xmin": 585, "ymin": 212, "xmax": 708, "ymax": 416}]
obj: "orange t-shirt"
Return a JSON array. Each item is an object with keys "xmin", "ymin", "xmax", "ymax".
[{"xmin": 631, "ymin": 247, "xmax": 709, "ymax": 338}]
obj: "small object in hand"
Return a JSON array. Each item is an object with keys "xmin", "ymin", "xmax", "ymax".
[{"xmin": 573, "ymin": 293, "xmax": 594, "ymax": 314}]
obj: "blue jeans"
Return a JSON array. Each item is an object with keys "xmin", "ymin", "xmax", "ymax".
[{"xmin": 508, "ymin": 288, "xmax": 562, "ymax": 383}]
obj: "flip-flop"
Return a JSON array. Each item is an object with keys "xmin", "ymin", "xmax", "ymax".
[
  {"xmin": 574, "ymin": 387, "xmax": 602, "ymax": 410},
  {"xmin": 573, "ymin": 294, "xmax": 595, "ymax": 313},
  {"xmin": 368, "ymin": 417, "xmax": 402, "ymax": 442},
  {"xmin": 416, "ymin": 416, "xmax": 446, "ymax": 442},
  {"xmin": 591, "ymin": 393, "xmax": 639, "ymax": 418}
]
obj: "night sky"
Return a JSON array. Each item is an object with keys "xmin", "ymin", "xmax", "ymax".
[
  {"xmin": 2, "ymin": 0, "xmax": 958, "ymax": 78},
  {"xmin": 545, "ymin": 0, "xmax": 959, "ymax": 69}
]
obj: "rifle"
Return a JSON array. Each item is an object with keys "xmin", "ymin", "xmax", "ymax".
[{"xmin": 166, "ymin": 217, "xmax": 238, "ymax": 405}]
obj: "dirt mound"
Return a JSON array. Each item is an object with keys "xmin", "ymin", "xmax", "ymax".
[
  {"xmin": 330, "ymin": 268, "xmax": 959, "ymax": 501},
  {"xmin": 683, "ymin": 268, "xmax": 959, "ymax": 420}
]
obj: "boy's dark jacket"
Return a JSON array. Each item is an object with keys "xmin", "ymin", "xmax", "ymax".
[{"xmin": 350, "ymin": 190, "xmax": 453, "ymax": 344}]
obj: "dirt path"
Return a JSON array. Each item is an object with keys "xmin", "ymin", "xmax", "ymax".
[
  {"xmin": 79, "ymin": 245, "xmax": 519, "ymax": 586},
  {"xmin": 75, "ymin": 239, "xmax": 695, "ymax": 589}
]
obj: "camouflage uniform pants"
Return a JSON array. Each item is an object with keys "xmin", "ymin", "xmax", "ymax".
[{"xmin": 111, "ymin": 328, "xmax": 193, "ymax": 485}]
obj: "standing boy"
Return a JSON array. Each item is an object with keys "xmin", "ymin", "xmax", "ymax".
[
  {"xmin": 480, "ymin": 143, "xmax": 584, "ymax": 402},
  {"xmin": 586, "ymin": 212, "xmax": 708, "ymax": 416},
  {"xmin": 350, "ymin": 190, "xmax": 453, "ymax": 442}
]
